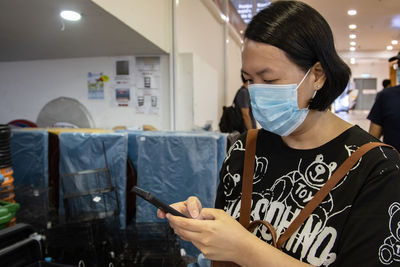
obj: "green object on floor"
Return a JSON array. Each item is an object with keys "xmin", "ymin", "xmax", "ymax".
[{"xmin": 0, "ymin": 200, "xmax": 19, "ymax": 229}]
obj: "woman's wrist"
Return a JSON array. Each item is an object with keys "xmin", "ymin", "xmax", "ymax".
[{"xmin": 231, "ymin": 229, "xmax": 264, "ymax": 266}]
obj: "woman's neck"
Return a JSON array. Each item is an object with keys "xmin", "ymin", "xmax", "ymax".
[{"xmin": 281, "ymin": 110, "xmax": 353, "ymax": 150}]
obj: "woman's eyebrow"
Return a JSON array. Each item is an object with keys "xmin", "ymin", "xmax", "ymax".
[
  {"xmin": 256, "ymin": 68, "xmax": 273, "ymax": 76},
  {"xmin": 241, "ymin": 68, "xmax": 273, "ymax": 76}
]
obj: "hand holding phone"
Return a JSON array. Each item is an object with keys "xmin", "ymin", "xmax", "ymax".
[{"xmin": 132, "ymin": 186, "xmax": 188, "ymax": 218}]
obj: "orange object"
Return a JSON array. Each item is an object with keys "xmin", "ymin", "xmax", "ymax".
[
  {"xmin": 1, "ymin": 193, "xmax": 15, "ymax": 203},
  {"xmin": 1, "ymin": 177, "xmax": 13, "ymax": 187},
  {"xmin": 7, "ymin": 217, "xmax": 16, "ymax": 227},
  {"xmin": 0, "ymin": 167, "xmax": 14, "ymax": 185},
  {"xmin": 0, "ymin": 184, "xmax": 14, "ymax": 193},
  {"xmin": 0, "ymin": 167, "xmax": 13, "ymax": 176}
]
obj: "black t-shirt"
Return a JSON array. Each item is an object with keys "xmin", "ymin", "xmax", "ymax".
[
  {"xmin": 367, "ymin": 85, "xmax": 400, "ymax": 151},
  {"xmin": 234, "ymin": 86, "xmax": 257, "ymax": 130},
  {"xmin": 215, "ymin": 126, "xmax": 400, "ymax": 266}
]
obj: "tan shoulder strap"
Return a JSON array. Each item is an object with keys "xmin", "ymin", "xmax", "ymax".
[
  {"xmin": 276, "ymin": 142, "xmax": 395, "ymax": 249},
  {"xmin": 212, "ymin": 129, "xmax": 259, "ymax": 267},
  {"xmin": 239, "ymin": 129, "xmax": 258, "ymax": 227}
]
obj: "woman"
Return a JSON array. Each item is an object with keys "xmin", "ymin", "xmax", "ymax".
[{"xmin": 158, "ymin": 1, "xmax": 400, "ymax": 266}]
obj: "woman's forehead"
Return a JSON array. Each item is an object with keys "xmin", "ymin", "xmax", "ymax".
[{"xmin": 242, "ymin": 40, "xmax": 293, "ymax": 74}]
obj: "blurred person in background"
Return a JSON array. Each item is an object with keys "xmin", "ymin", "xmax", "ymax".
[{"xmin": 368, "ymin": 76, "xmax": 400, "ymax": 151}]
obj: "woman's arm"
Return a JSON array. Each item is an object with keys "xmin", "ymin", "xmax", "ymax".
[{"xmin": 166, "ymin": 207, "xmax": 313, "ymax": 267}]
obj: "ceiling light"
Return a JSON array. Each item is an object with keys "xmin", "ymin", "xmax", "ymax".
[
  {"xmin": 350, "ymin": 58, "xmax": 356, "ymax": 64},
  {"xmin": 60, "ymin": 10, "xmax": 81, "ymax": 21},
  {"xmin": 349, "ymin": 34, "xmax": 357, "ymax": 39},
  {"xmin": 347, "ymin": 10, "xmax": 357, "ymax": 16},
  {"xmin": 392, "ymin": 40, "xmax": 399, "ymax": 45},
  {"xmin": 348, "ymin": 24, "xmax": 357, "ymax": 30},
  {"xmin": 387, "ymin": 45, "xmax": 393, "ymax": 50},
  {"xmin": 350, "ymin": 47, "xmax": 356, "ymax": 51},
  {"xmin": 350, "ymin": 41, "xmax": 356, "ymax": 46},
  {"xmin": 392, "ymin": 15, "xmax": 400, "ymax": 29},
  {"xmin": 220, "ymin": 14, "xmax": 229, "ymax": 22}
]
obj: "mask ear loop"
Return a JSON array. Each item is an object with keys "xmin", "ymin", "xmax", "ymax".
[
  {"xmin": 297, "ymin": 68, "xmax": 312, "ymax": 89},
  {"xmin": 296, "ymin": 68, "xmax": 314, "ymax": 109},
  {"xmin": 307, "ymin": 86, "xmax": 319, "ymax": 109}
]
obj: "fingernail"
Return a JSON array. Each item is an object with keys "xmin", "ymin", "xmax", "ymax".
[{"xmin": 191, "ymin": 210, "xmax": 198, "ymax": 218}]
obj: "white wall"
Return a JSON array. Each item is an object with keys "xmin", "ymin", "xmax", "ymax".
[
  {"xmin": 348, "ymin": 60, "xmax": 390, "ymax": 91},
  {"xmin": 0, "ymin": 56, "xmax": 171, "ymax": 129},
  {"xmin": 176, "ymin": 53, "xmax": 194, "ymax": 130},
  {"xmin": 226, "ymin": 31, "xmax": 244, "ymax": 105},
  {"xmin": 192, "ymin": 53, "xmax": 219, "ymax": 129},
  {"xmin": 176, "ymin": 0, "xmax": 224, "ymax": 123},
  {"xmin": 176, "ymin": 0, "xmax": 243, "ymax": 128},
  {"xmin": 92, "ymin": 0, "xmax": 171, "ymax": 53}
]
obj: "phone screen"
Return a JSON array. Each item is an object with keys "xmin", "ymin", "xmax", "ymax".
[{"xmin": 132, "ymin": 186, "xmax": 188, "ymax": 218}]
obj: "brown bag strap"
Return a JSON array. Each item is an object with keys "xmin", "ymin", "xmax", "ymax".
[
  {"xmin": 247, "ymin": 220, "xmax": 278, "ymax": 247},
  {"xmin": 211, "ymin": 129, "xmax": 258, "ymax": 267},
  {"xmin": 239, "ymin": 129, "xmax": 258, "ymax": 227},
  {"xmin": 276, "ymin": 142, "xmax": 395, "ymax": 249}
]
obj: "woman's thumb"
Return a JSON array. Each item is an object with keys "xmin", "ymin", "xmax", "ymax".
[{"xmin": 198, "ymin": 208, "xmax": 222, "ymax": 220}]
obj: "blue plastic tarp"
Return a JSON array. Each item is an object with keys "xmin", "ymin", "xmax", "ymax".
[
  {"xmin": 127, "ymin": 131, "xmax": 226, "ymax": 223},
  {"xmin": 58, "ymin": 132, "xmax": 128, "ymax": 228},
  {"xmin": 127, "ymin": 131, "xmax": 226, "ymax": 257},
  {"xmin": 10, "ymin": 129, "xmax": 49, "ymax": 200}
]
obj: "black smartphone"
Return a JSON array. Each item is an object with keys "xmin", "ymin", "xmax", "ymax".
[{"xmin": 132, "ymin": 186, "xmax": 188, "ymax": 218}]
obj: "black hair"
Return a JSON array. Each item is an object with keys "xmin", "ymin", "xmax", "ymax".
[
  {"xmin": 244, "ymin": 0, "xmax": 351, "ymax": 111},
  {"xmin": 241, "ymin": 73, "xmax": 247, "ymax": 84},
  {"xmin": 382, "ymin": 79, "xmax": 391, "ymax": 88}
]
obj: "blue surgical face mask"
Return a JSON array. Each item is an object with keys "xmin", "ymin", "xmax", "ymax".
[{"xmin": 249, "ymin": 69, "xmax": 312, "ymax": 136}]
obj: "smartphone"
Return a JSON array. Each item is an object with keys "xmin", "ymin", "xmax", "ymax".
[{"xmin": 132, "ymin": 186, "xmax": 188, "ymax": 218}]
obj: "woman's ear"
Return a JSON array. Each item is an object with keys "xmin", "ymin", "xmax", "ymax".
[{"xmin": 312, "ymin": 62, "xmax": 326, "ymax": 90}]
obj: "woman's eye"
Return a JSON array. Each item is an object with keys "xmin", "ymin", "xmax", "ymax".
[{"xmin": 264, "ymin": 80, "xmax": 276, "ymax": 84}]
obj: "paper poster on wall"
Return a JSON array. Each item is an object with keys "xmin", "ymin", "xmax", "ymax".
[
  {"xmin": 149, "ymin": 90, "xmax": 160, "ymax": 114},
  {"xmin": 114, "ymin": 87, "xmax": 132, "ymax": 107},
  {"xmin": 111, "ymin": 57, "xmax": 134, "ymax": 107},
  {"xmin": 135, "ymin": 57, "xmax": 161, "ymax": 114},
  {"xmin": 114, "ymin": 58, "xmax": 132, "ymax": 82},
  {"xmin": 87, "ymin": 72, "xmax": 106, "ymax": 99},
  {"xmin": 135, "ymin": 90, "xmax": 145, "ymax": 114},
  {"xmin": 134, "ymin": 89, "xmax": 160, "ymax": 114}
]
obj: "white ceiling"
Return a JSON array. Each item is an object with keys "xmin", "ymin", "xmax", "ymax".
[
  {"xmin": 0, "ymin": 0, "xmax": 166, "ymax": 62},
  {"xmin": 1, "ymin": 0, "xmax": 399, "ymax": 62},
  {"xmin": 281, "ymin": 0, "xmax": 400, "ymax": 61}
]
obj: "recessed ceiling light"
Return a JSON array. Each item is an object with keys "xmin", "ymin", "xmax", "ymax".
[
  {"xmin": 392, "ymin": 15, "xmax": 400, "ymax": 29},
  {"xmin": 220, "ymin": 13, "xmax": 229, "ymax": 22},
  {"xmin": 349, "ymin": 34, "xmax": 357, "ymax": 39},
  {"xmin": 60, "ymin": 10, "xmax": 81, "ymax": 21},
  {"xmin": 350, "ymin": 47, "xmax": 356, "ymax": 51},
  {"xmin": 387, "ymin": 45, "xmax": 393, "ymax": 50},
  {"xmin": 392, "ymin": 40, "xmax": 399, "ymax": 45},
  {"xmin": 348, "ymin": 24, "xmax": 357, "ymax": 30},
  {"xmin": 350, "ymin": 58, "xmax": 356, "ymax": 64},
  {"xmin": 347, "ymin": 10, "xmax": 357, "ymax": 16},
  {"xmin": 350, "ymin": 41, "xmax": 356, "ymax": 46}
]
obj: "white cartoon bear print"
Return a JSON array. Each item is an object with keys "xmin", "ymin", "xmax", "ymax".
[{"xmin": 379, "ymin": 202, "xmax": 400, "ymax": 265}]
